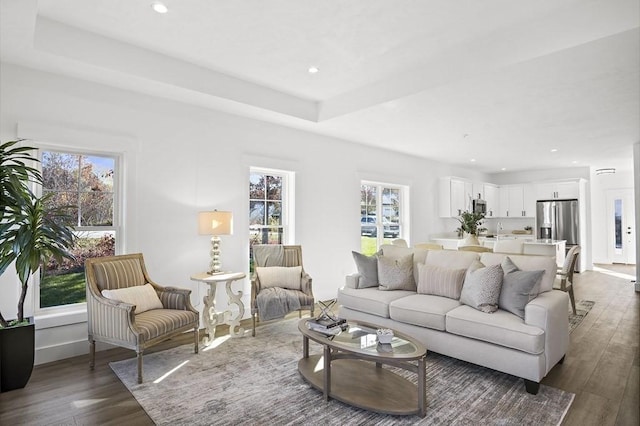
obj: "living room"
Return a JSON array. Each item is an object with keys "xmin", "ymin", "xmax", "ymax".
[{"xmin": 0, "ymin": 1, "xmax": 638, "ymax": 424}]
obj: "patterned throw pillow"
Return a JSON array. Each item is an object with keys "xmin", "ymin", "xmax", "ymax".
[
  {"xmin": 378, "ymin": 254, "xmax": 415, "ymax": 291},
  {"xmin": 417, "ymin": 264, "xmax": 467, "ymax": 299},
  {"xmin": 101, "ymin": 283, "xmax": 163, "ymax": 313},
  {"xmin": 352, "ymin": 251, "xmax": 379, "ymax": 288},
  {"xmin": 460, "ymin": 261, "xmax": 504, "ymax": 313},
  {"xmin": 256, "ymin": 266, "xmax": 302, "ymax": 290},
  {"xmin": 499, "ymin": 257, "xmax": 545, "ymax": 319}
]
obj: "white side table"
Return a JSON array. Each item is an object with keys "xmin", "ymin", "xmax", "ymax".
[{"xmin": 190, "ymin": 271, "xmax": 246, "ymax": 345}]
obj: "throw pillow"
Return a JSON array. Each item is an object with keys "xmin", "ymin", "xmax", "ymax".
[
  {"xmin": 101, "ymin": 283, "xmax": 163, "ymax": 313},
  {"xmin": 352, "ymin": 251, "xmax": 379, "ymax": 288},
  {"xmin": 256, "ymin": 266, "xmax": 302, "ymax": 290},
  {"xmin": 499, "ymin": 257, "xmax": 545, "ymax": 319},
  {"xmin": 459, "ymin": 261, "xmax": 504, "ymax": 313},
  {"xmin": 377, "ymin": 253, "xmax": 415, "ymax": 291},
  {"xmin": 417, "ymin": 264, "xmax": 467, "ymax": 299}
]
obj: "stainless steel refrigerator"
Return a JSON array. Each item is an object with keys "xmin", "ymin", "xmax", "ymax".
[{"xmin": 536, "ymin": 199, "xmax": 579, "ymax": 245}]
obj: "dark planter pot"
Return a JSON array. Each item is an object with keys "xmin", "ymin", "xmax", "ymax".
[{"xmin": 0, "ymin": 318, "xmax": 35, "ymax": 392}]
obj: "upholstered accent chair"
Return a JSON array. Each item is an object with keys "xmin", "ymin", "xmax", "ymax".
[
  {"xmin": 250, "ymin": 245, "xmax": 314, "ymax": 336},
  {"xmin": 555, "ymin": 245, "xmax": 580, "ymax": 314},
  {"xmin": 85, "ymin": 253, "xmax": 199, "ymax": 384}
]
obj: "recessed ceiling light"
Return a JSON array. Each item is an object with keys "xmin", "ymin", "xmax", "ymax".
[
  {"xmin": 470, "ymin": 159, "xmax": 476, "ymax": 162},
  {"xmin": 308, "ymin": 66, "xmax": 319, "ymax": 74},
  {"xmin": 151, "ymin": 2, "xmax": 168, "ymax": 14},
  {"xmin": 572, "ymin": 160, "xmax": 578, "ymax": 164},
  {"xmin": 501, "ymin": 168, "xmax": 507, "ymax": 171},
  {"xmin": 550, "ymin": 148, "xmax": 558, "ymax": 153}
]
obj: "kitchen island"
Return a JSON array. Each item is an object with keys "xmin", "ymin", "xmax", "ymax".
[{"xmin": 430, "ymin": 235, "xmax": 566, "ymax": 266}]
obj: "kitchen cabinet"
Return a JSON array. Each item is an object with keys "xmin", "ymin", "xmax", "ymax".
[
  {"xmin": 535, "ymin": 181, "xmax": 580, "ymax": 200},
  {"xmin": 439, "ymin": 177, "xmax": 472, "ymax": 217},
  {"xmin": 498, "ymin": 184, "xmax": 534, "ymax": 218},
  {"xmin": 483, "ymin": 184, "xmax": 499, "ymax": 218}
]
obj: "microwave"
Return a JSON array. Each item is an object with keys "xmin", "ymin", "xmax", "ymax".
[{"xmin": 472, "ymin": 198, "xmax": 487, "ymax": 215}]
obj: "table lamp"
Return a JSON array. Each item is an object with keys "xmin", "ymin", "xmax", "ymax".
[{"xmin": 198, "ymin": 210, "xmax": 233, "ymax": 274}]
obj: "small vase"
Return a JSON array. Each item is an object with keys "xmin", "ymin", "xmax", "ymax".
[{"xmin": 458, "ymin": 233, "xmax": 480, "ymax": 247}]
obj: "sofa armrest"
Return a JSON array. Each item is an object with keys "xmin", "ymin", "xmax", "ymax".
[
  {"xmin": 525, "ymin": 290, "xmax": 570, "ymax": 375},
  {"xmin": 345, "ymin": 273, "xmax": 362, "ymax": 289},
  {"xmin": 156, "ymin": 286, "xmax": 197, "ymax": 313}
]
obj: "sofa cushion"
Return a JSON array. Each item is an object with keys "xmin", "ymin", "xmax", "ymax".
[
  {"xmin": 425, "ymin": 250, "xmax": 479, "ymax": 269},
  {"xmin": 389, "ymin": 294, "xmax": 461, "ymax": 331},
  {"xmin": 446, "ymin": 305, "xmax": 545, "ymax": 355},
  {"xmin": 378, "ymin": 254, "xmax": 416, "ymax": 291},
  {"xmin": 417, "ymin": 264, "xmax": 466, "ymax": 299},
  {"xmin": 351, "ymin": 251, "xmax": 379, "ymax": 288},
  {"xmin": 498, "ymin": 257, "xmax": 544, "ymax": 319},
  {"xmin": 459, "ymin": 261, "xmax": 504, "ymax": 313},
  {"xmin": 337, "ymin": 287, "xmax": 415, "ymax": 318},
  {"xmin": 480, "ymin": 253, "xmax": 556, "ymax": 293}
]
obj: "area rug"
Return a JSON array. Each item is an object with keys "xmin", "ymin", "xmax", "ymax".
[
  {"xmin": 569, "ymin": 300, "xmax": 595, "ymax": 333},
  {"xmin": 111, "ymin": 319, "xmax": 574, "ymax": 426}
]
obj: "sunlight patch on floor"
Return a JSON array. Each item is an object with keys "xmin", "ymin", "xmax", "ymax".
[
  {"xmin": 593, "ymin": 266, "xmax": 636, "ymax": 281},
  {"xmin": 72, "ymin": 398, "xmax": 108, "ymax": 408},
  {"xmin": 153, "ymin": 360, "xmax": 189, "ymax": 384},
  {"xmin": 202, "ymin": 334, "xmax": 231, "ymax": 352}
]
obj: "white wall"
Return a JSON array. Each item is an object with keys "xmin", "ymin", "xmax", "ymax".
[{"xmin": 0, "ymin": 63, "xmax": 465, "ymax": 363}]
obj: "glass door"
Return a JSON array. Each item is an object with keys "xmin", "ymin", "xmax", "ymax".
[{"xmin": 608, "ymin": 189, "xmax": 636, "ymax": 264}]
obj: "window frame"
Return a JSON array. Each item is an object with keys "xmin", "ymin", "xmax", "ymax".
[
  {"xmin": 360, "ymin": 180, "xmax": 409, "ymax": 250},
  {"xmin": 249, "ymin": 167, "xmax": 295, "ymax": 247},
  {"xmin": 33, "ymin": 145, "xmax": 123, "ymax": 316}
]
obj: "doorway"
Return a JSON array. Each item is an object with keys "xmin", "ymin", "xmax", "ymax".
[{"xmin": 606, "ymin": 189, "xmax": 636, "ymax": 264}]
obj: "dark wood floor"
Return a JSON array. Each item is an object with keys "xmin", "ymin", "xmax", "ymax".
[{"xmin": 0, "ymin": 264, "xmax": 637, "ymax": 425}]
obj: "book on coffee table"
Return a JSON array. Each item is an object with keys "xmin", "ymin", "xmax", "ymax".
[{"xmin": 308, "ymin": 317, "xmax": 346, "ymax": 330}]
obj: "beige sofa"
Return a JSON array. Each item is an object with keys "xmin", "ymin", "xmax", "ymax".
[{"xmin": 337, "ymin": 245, "xmax": 570, "ymax": 394}]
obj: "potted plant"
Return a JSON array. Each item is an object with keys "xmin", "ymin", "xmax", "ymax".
[
  {"xmin": 0, "ymin": 140, "xmax": 75, "ymax": 392},
  {"xmin": 456, "ymin": 210, "xmax": 486, "ymax": 246}
]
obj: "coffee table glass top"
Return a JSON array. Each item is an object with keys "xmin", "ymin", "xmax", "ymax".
[{"xmin": 299, "ymin": 319, "xmax": 425, "ymax": 360}]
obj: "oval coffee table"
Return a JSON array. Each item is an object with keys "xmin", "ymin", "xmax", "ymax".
[{"xmin": 297, "ymin": 319, "xmax": 427, "ymax": 417}]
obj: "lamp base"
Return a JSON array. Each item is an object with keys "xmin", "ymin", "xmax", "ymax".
[{"xmin": 208, "ymin": 235, "xmax": 222, "ymax": 274}]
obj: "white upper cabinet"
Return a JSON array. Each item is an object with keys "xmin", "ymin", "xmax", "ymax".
[
  {"xmin": 498, "ymin": 184, "xmax": 534, "ymax": 218},
  {"xmin": 535, "ymin": 181, "xmax": 580, "ymax": 200},
  {"xmin": 483, "ymin": 184, "xmax": 499, "ymax": 218},
  {"xmin": 439, "ymin": 177, "xmax": 473, "ymax": 217}
]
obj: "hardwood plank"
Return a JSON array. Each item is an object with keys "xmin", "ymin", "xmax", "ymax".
[
  {"xmin": 563, "ymin": 390, "xmax": 618, "ymax": 426},
  {"xmin": 615, "ymin": 365, "xmax": 639, "ymax": 426}
]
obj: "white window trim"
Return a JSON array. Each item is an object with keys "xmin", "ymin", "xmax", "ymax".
[
  {"xmin": 361, "ymin": 180, "xmax": 410, "ymax": 247},
  {"xmin": 250, "ymin": 166, "xmax": 295, "ymax": 245},
  {"xmin": 32, "ymin": 145, "xmax": 124, "ymax": 319}
]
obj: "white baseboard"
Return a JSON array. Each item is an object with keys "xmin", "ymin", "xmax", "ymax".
[{"xmin": 35, "ymin": 339, "xmax": 116, "ymax": 366}]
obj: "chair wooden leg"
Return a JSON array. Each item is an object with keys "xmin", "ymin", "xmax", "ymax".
[
  {"xmin": 194, "ymin": 327, "xmax": 199, "ymax": 354},
  {"xmin": 137, "ymin": 351, "xmax": 143, "ymax": 384},
  {"xmin": 568, "ymin": 287, "xmax": 577, "ymax": 315},
  {"xmin": 252, "ymin": 313, "xmax": 256, "ymax": 337},
  {"xmin": 89, "ymin": 338, "xmax": 95, "ymax": 370}
]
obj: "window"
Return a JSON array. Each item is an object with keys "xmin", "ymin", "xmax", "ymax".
[
  {"xmin": 360, "ymin": 182, "xmax": 406, "ymax": 255},
  {"xmin": 249, "ymin": 168, "xmax": 293, "ymax": 268},
  {"xmin": 37, "ymin": 150, "xmax": 119, "ymax": 310}
]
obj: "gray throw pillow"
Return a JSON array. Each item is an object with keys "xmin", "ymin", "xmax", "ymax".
[
  {"xmin": 460, "ymin": 261, "xmax": 504, "ymax": 313},
  {"xmin": 499, "ymin": 257, "xmax": 545, "ymax": 319},
  {"xmin": 351, "ymin": 251, "xmax": 379, "ymax": 288},
  {"xmin": 378, "ymin": 254, "xmax": 415, "ymax": 291}
]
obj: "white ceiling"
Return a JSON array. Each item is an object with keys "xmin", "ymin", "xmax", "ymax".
[{"xmin": 1, "ymin": 0, "xmax": 638, "ymax": 173}]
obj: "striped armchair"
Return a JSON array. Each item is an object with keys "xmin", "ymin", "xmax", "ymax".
[{"xmin": 85, "ymin": 253, "xmax": 199, "ymax": 383}]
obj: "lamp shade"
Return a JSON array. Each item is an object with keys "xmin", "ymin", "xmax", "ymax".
[{"xmin": 198, "ymin": 211, "xmax": 233, "ymax": 235}]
